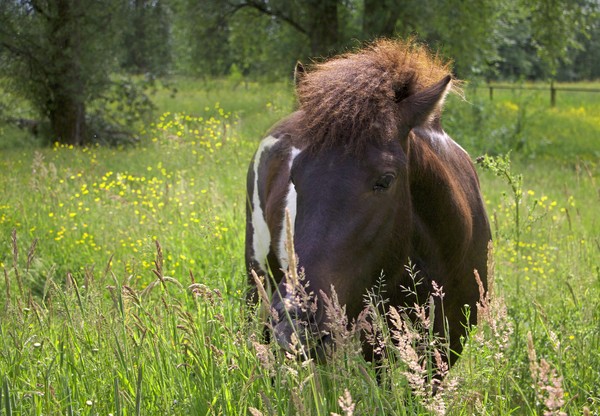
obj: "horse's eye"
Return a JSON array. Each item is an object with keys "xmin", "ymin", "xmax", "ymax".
[{"xmin": 373, "ymin": 173, "xmax": 396, "ymax": 192}]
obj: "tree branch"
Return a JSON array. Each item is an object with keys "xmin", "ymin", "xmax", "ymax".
[
  {"xmin": 0, "ymin": 23, "xmax": 52, "ymax": 67},
  {"xmin": 28, "ymin": 0, "xmax": 52, "ymax": 20},
  {"xmin": 227, "ymin": 1, "xmax": 308, "ymax": 35}
]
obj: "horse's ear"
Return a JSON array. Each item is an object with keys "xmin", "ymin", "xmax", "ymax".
[
  {"xmin": 398, "ymin": 75, "xmax": 452, "ymax": 130},
  {"xmin": 294, "ymin": 62, "xmax": 305, "ymax": 88}
]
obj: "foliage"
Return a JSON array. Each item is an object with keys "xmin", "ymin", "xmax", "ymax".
[
  {"xmin": 476, "ymin": 153, "xmax": 523, "ymax": 254},
  {"xmin": 170, "ymin": 0, "xmax": 233, "ymax": 77},
  {"xmin": 423, "ymin": 0, "xmax": 501, "ymax": 77},
  {"xmin": 227, "ymin": 7, "xmax": 310, "ymax": 82},
  {"xmin": 121, "ymin": 0, "xmax": 172, "ymax": 75},
  {"xmin": 167, "ymin": 0, "xmax": 600, "ymax": 81},
  {"xmin": 570, "ymin": 13, "xmax": 600, "ymax": 80},
  {"xmin": 443, "ymin": 83, "xmax": 600, "ymax": 160},
  {"xmin": 524, "ymin": 0, "xmax": 592, "ymax": 78},
  {"xmin": 0, "ymin": 79, "xmax": 598, "ymax": 414}
]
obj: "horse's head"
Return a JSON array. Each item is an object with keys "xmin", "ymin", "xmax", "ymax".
[{"xmin": 271, "ymin": 75, "xmax": 453, "ymax": 358}]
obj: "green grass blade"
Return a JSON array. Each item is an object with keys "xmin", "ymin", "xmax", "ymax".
[
  {"xmin": 2, "ymin": 375, "xmax": 11, "ymax": 416},
  {"xmin": 114, "ymin": 375, "xmax": 122, "ymax": 416},
  {"xmin": 63, "ymin": 376, "xmax": 73, "ymax": 416},
  {"xmin": 135, "ymin": 364, "xmax": 143, "ymax": 416}
]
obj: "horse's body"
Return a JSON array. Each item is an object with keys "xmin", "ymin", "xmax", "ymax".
[{"xmin": 245, "ymin": 40, "xmax": 491, "ymax": 368}]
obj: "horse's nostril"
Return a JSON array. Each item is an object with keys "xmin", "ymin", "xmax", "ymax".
[
  {"xmin": 273, "ymin": 317, "xmax": 332, "ymax": 362},
  {"xmin": 271, "ymin": 302, "xmax": 329, "ymax": 355},
  {"xmin": 273, "ymin": 319, "xmax": 297, "ymax": 351}
]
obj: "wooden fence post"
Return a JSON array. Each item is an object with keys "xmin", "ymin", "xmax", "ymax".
[{"xmin": 478, "ymin": 83, "xmax": 599, "ymax": 107}]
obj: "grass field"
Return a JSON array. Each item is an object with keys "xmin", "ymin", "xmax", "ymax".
[{"xmin": 0, "ymin": 78, "xmax": 599, "ymax": 415}]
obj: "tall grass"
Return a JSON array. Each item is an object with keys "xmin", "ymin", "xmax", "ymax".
[
  {"xmin": 444, "ymin": 82, "xmax": 600, "ymax": 161},
  {"xmin": 0, "ymin": 78, "xmax": 599, "ymax": 414}
]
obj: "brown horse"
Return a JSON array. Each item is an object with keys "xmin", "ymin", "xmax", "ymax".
[{"xmin": 245, "ymin": 40, "xmax": 491, "ymax": 369}]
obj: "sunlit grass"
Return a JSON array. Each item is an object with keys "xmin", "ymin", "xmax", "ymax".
[
  {"xmin": 0, "ymin": 79, "xmax": 598, "ymax": 414},
  {"xmin": 444, "ymin": 82, "xmax": 600, "ymax": 161}
]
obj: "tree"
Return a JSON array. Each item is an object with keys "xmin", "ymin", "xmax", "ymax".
[
  {"xmin": 566, "ymin": 7, "xmax": 600, "ymax": 80},
  {"xmin": 227, "ymin": 0, "xmax": 341, "ymax": 57},
  {"xmin": 477, "ymin": 0, "xmax": 599, "ymax": 81},
  {"xmin": 363, "ymin": 0, "xmax": 403, "ymax": 39},
  {"xmin": 171, "ymin": 0, "xmax": 342, "ymax": 77},
  {"xmin": 223, "ymin": 0, "xmax": 507, "ymax": 77},
  {"xmin": 228, "ymin": 7, "xmax": 309, "ymax": 81},
  {"xmin": 526, "ymin": 0, "xmax": 596, "ymax": 79},
  {"xmin": 171, "ymin": 0, "xmax": 233, "ymax": 76},
  {"xmin": 0, "ymin": 0, "xmax": 155, "ymax": 145},
  {"xmin": 305, "ymin": 0, "xmax": 339, "ymax": 57},
  {"xmin": 407, "ymin": 0, "xmax": 500, "ymax": 78},
  {"xmin": 122, "ymin": 0, "xmax": 172, "ymax": 75}
]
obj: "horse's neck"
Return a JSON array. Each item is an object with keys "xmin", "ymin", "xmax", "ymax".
[{"xmin": 408, "ymin": 128, "xmax": 477, "ymax": 270}]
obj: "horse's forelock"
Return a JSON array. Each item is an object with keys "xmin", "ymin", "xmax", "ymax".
[{"xmin": 295, "ymin": 39, "xmax": 455, "ymax": 152}]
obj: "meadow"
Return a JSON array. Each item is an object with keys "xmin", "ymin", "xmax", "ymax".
[{"xmin": 0, "ymin": 78, "xmax": 598, "ymax": 415}]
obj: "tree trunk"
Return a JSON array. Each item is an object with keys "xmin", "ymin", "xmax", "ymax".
[
  {"xmin": 307, "ymin": 0, "xmax": 339, "ymax": 57},
  {"xmin": 363, "ymin": 0, "xmax": 401, "ymax": 39},
  {"xmin": 236, "ymin": 0, "xmax": 339, "ymax": 58},
  {"xmin": 48, "ymin": 0, "xmax": 87, "ymax": 145},
  {"xmin": 49, "ymin": 91, "xmax": 86, "ymax": 146},
  {"xmin": 130, "ymin": 0, "xmax": 148, "ymax": 73}
]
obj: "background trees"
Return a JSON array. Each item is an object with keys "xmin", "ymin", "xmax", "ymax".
[
  {"xmin": 0, "ymin": 0, "xmax": 162, "ymax": 145},
  {"xmin": 1, "ymin": 0, "xmax": 598, "ymax": 145},
  {"xmin": 169, "ymin": 0, "xmax": 598, "ymax": 81},
  {"xmin": 0, "ymin": 0, "xmax": 121, "ymax": 145},
  {"xmin": 122, "ymin": 0, "xmax": 172, "ymax": 75}
]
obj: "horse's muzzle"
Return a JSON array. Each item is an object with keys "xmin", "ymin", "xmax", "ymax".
[{"xmin": 271, "ymin": 303, "xmax": 331, "ymax": 362}]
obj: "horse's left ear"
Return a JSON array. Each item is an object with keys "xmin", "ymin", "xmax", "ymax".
[
  {"xmin": 294, "ymin": 62, "xmax": 305, "ymax": 88},
  {"xmin": 397, "ymin": 75, "xmax": 452, "ymax": 130}
]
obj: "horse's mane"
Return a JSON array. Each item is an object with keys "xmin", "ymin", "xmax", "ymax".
[{"xmin": 295, "ymin": 39, "xmax": 457, "ymax": 152}]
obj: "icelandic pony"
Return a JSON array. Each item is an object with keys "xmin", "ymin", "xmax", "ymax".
[{"xmin": 245, "ymin": 39, "xmax": 491, "ymax": 370}]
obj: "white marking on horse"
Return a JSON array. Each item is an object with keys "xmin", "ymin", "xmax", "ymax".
[
  {"xmin": 251, "ymin": 135, "xmax": 279, "ymax": 273},
  {"xmin": 424, "ymin": 128, "xmax": 469, "ymax": 157},
  {"xmin": 447, "ymin": 132, "xmax": 470, "ymax": 156},
  {"xmin": 278, "ymin": 147, "xmax": 302, "ymax": 270}
]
